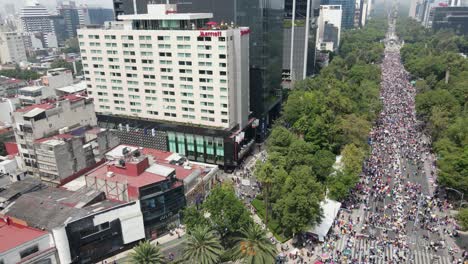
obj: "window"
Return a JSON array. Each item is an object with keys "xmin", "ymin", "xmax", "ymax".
[
  {"xmin": 219, "ymin": 54, "xmax": 226, "ymax": 59},
  {"xmin": 125, "ymin": 66, "xmax": 137, "ymax": 71},
  {"xmin": 177, "ymin": 52, "xmax": 191, "ymax": 58},
  {"xmin": 121, "ymin": 35, "xmax": 134, "ymax": 40},
  {"xmin": 20, "ymin": 245, "xmax": 39, "ymax": 259},
  {"xmin": 177, "ymin": 36, "xmax": 191, "ymax": 41},
  {"xmin": 105, "ymin": 35, "xmax": 116, "ymax": 40},
  {"xmin": 140, "ymin": 43, "xmax": 152, "ymax": 48},
  {"xmin": 158, "ymin": 44, "xmax": 171, "ymax": 49},
  {"xmin": 139, "ymin": 35, "xmax": 151, "ymax": 40},
  {"xmin": 141, "ymin": 51, "xmax": 153, "ymax": 56},
  {"xmin": 178, "ymin": 61, "xmax": 192, "ymax": 66},
  {"xmin": 177, "ymin": 44, "xmax": 191, "ymax": 49},
  {"xmin": 157, "ymin": 36, "xmax": 170, "ymax": 41},
  {"xmin": 199, "ymin": 61, "xmax": 213, "ymax": 67},
  {"xmin": 179, "ymin": 69, "xmax": 192, "ymax": 74},
  {"xmin": 218, "ymin": 37, "xmax": 226, "ymax": 41}
]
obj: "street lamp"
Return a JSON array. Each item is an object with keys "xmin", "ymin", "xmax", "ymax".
[{"xmin": 445, "ymin": 187, "xmax": 465, "ymax": 208}]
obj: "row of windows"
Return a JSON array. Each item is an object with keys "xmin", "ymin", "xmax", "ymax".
[
  {"xmin": 96, "ymin": 98, "xmax": 229, "ymax": 109},
  {"xmin": 90, "ymin": 85, "xmax": 228, "ymax": 94},
  {"xmin": 84, "ymin": 53, "xmax": 227, "ymax": 61},
  {"xmin": 98, "ymin": 105, "xmax": 229, "ymax": 123},
  {"xmin": 79, "ymin": 34, "xmax": 228, "ymax": 43}
]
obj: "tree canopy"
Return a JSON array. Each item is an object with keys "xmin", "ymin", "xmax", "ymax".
[
  {"xmin": 253, "ymin": 19, "xmax": 387, "ymax": 237},
  {"xmin": 398, "ymin": 18, "xmax": 468, "ymax": 195}
]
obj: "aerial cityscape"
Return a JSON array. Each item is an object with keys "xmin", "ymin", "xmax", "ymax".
[{"xmin": 0, "ymin": 0, "xmax": 466, "ymax": 263}]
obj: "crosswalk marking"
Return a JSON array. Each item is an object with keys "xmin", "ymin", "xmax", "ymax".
[{"xmin": 329, "ymin": 235, "xmax": 452, "ymax": 264}]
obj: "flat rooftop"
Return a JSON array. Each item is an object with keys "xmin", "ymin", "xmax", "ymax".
[
  {"xmin": 55, "ymin": 82, "xmax": 86, "ymax": 94},
  {"xmin": 15, "ymin": 94, "xmax": 89, "ymax": 113},
  {"xmin": 19, "ymin": 86, "xmax": 44, "ymax": 92},
  {"xmin": 85, "ymin": 145, "xmax": 215, "ymax": 189},
  {"xmin": 1, "ymin": 186, "xmax": 120, "ymax": 230},
  {"xmin": 0, "ymin": 218, "xmax": 48, "ymax": 253}
]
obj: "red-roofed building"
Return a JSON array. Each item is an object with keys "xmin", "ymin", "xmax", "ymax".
[
  {"xmin": 84, "ymin": 145, "xmax": 220, "ymax": 239},
  {"xmin": 0, "ymin": 217, "xmax": 57, "ymax": 264}
]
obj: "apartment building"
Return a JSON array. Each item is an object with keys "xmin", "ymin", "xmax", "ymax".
[
  {"xmin": 0, "ymin": 32, "xmax": 27, "ymax": 64},
  {"xmin": 79, "ymin": 4, "xmax": 256, "ymax": 169},
  {"xmin": 11, "ymin": 95, "xmax": 97, "ymax": 177}
]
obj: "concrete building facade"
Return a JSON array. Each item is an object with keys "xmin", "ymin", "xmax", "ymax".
[
  {"xmin": 12, "ymin": 96, "xmax": 98, "ymax": 177},
  {"xmin": 19, "ymin": 3, "xmax": 57, "ymax": 49},
  {"xmin": 79, "ymin": 4, "xmax": 257, "ymax": 169},
  {"xmin": 316, "ymin": 5, "xmax": 342, "ymax": 52},
  {"xmin": 0, "ymin": 32, "xmax": 27, "ymax": 64}
]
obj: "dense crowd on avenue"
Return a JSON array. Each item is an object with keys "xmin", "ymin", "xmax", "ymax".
[{"xmin": 310, "ymin": 31, "xmax": 466, "ymax": 264}]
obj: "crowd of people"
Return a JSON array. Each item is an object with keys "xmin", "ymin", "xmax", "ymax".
[{"xmin": 310, "ymin": 26, "xmax": 466, "ymax": 264}]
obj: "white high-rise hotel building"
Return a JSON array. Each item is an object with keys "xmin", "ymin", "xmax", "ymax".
[{"xmin": 78, "ymin": 3, "xmax": 250, "ymax": 131}]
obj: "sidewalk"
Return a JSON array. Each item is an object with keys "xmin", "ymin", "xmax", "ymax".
[{"xmin": 101, "ymin": 227, "xmax": 186, "ymax": 263}]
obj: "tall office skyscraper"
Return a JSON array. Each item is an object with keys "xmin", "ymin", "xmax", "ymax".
[
  {"xmin": 78, "ymin": 6, "xmax": 115, "ymax": 26},
  {"xmin": 115, "ymin": 0, "xmax": 285, "ymax": 141},
  {"xmin": 57, "ymin": 1, "xmax": 80, "ymax": 40},
  {"xmin": 321, "ymin": 0, "xmax": 356, "ymax": 29},
  {"xmin": 282, "ymin": 0, "xmax": 321, "ymax": 87}
]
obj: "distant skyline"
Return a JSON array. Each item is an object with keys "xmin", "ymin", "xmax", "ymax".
[{"xmin": 2, "ymin": 0, "xmax": 113, "ymax": 12}]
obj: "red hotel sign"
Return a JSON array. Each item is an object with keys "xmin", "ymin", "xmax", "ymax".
[
  {"xmin": 199, "ymin": 31, "xmax": 222, "ymax": 37},
  {"xmin": 199, "ymin": 29, "xmax": 251, "ymax": 37},
  {"xmin": 240, "ymin": 29, "xmax": 251, "ymax": 36}
]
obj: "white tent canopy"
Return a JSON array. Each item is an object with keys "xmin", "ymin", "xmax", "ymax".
[{"xmin": 309, "ymin": 198, "xmax": 341, "ymax": 241}]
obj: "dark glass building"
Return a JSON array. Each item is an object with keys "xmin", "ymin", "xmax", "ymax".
[
  {"xmin": 282, "ymin": 0, "xmax": 321, "ymax": 85},
  {"xmin": 321, "ymin": 0, "xmax": 356, "ymax": 29},
  {"xmin": 57, "ymin": 2, "xmax": 80, "ymax": 40},
  {"xmin": 432, "ymin": 6, "xmax": 468, "ymax": 35},
  {"xmin": 83, "ymin": 7, "xmax": 115, "ymax": 25}
]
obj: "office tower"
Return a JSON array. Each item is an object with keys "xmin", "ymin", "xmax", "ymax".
[
  {"xmin": 432, "ymin": 6, "xmax": 468, "ymax": 34},
  {"xmin": 78, "ymin": 6, "xmax": 115, "ymax": 26},
  {"xmin": 321, "ymin": 0, "xmax": 356, "ymax": 29},
  {"xmin": 409, "ymin": 0, "xmax": 420, "ymax": 18},
  {"xmin": 19, "ymin": 3, "xmax": 57, "ymax": 48},
  {"xmin": 0, "ymin": 31, "xmax": 28, "ymax": 64},
  {"xmin": 79, "ymin": 3, "xmax": 254, "ymax": 169},
  {"xmin": 57, "ymin": 1, "xmax": 80, "ymax": 40},
  {"xmin": 316, "ymin": 5, "xmax": 342, "ymax": 52},
  {"xmin": 282, "ymin": 0, "xmax": 321, "ymax": 87}
]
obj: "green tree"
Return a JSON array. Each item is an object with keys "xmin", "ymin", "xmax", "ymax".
[
  {"xmin": 457, "ymin": 208, "xmax": 468, "ymax": 231},
  {"xmin": 341, "ymin": 144, "xmax": 366, "ymax": 177},
  {"xmin": 231, "ymin": 224, "xmax": 277, "ymax": 264},
  {"xmin": 63, "ymin": 37, "xmax": 80, "ymax": 53},
  {"xmin": 182, "ymin": 225, "xmax": 224, "ymax": 264},
  {"xmin": 129, "ymin": 241, "xmax": 165, "ymax": 264},
  {"xmin": 181, "ymin": 206, "xmax": 209, "ymax": 231},
  {"xmin": 50, "ymin": 59, "xmax": 83, "ymax": 75},
  {"xmin": 202, "ymin": 185, "xmax": 253, "ymax": 242}
]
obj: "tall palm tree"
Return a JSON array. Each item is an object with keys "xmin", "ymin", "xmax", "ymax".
[
  {"xmin": 231, "ymin": 223, "xmax": 277, "ymax": 264},
  {"xmin": 129, "ymin": 240, "xmax": 165, "ymax": 264},
  {"xmin": 182, "ymin": 225, "xmax": 224, "ymax": 264}
]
